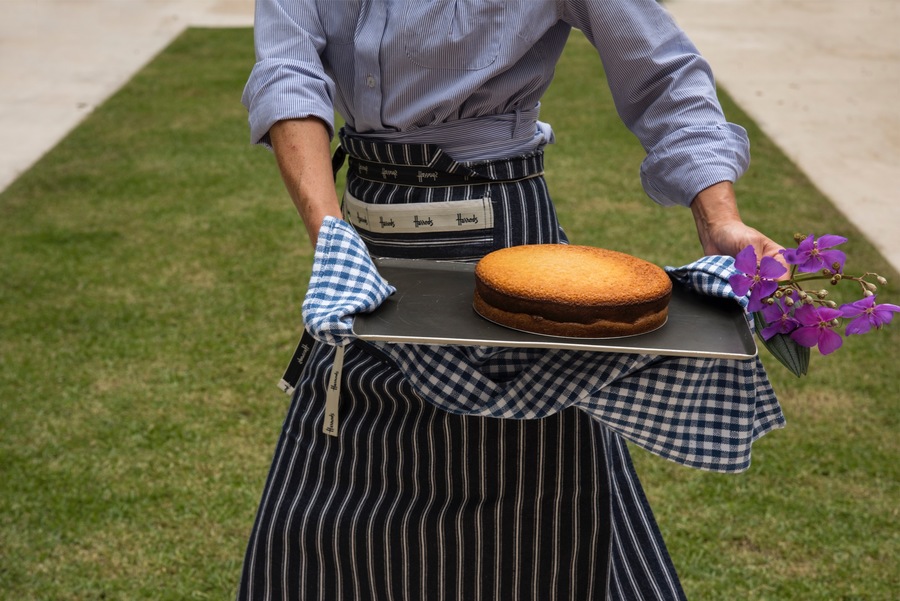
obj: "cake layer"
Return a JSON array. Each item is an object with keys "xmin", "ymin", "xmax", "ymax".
[
  {"xmin": 473, "ymin": 244, "xmax": 672, "ymax": 338},
  {"xmin": 473, "ymin": 290, "xmax": 668, "ymax": 338}
]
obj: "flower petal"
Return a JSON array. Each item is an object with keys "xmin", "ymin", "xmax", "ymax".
[
  {"xmin": 733, "ymin": 246, "xmax": 758, "ymax": 275},
  {"xmin": 779, "ymin": 248, "xmax": 799, "ymax": 265},
  {"xmin": 819, "ymin": 249, "xmax": 847, "ymax": 272},
  {"xmin": 845, "ymin": 316, "xmax": 873, "ymax": 336},
  {"xmin": 747, "ymin": 295, "xmax": 768, "ymax": 312},
  {"xmin": 874, "ymin": 302, "xmax": 900, "ymax": 313},
  {"xmin": 755, "ymin": 279, "xmax": 780, "ymax": 300},
  {"xmin": 790, "ymin": 326, "xmax": 820, "ymax": 348},
  {"xmin": 729, "ymin": 274, "xmax": 752, "ymax": 297},
  {"xmin": 817, "ymin": 306, "xmax": 843, "ymax": 322},
  {"xmin": 872, "ymin": 304, "xmax": 900, "ymax": 327},
  {"xmin": 761, "ymin": 323, "xmax": 783, "ymax": 340},
  {"xmin": 817, "ymin": 328, "xmax": 843, "ymax": 355},
  {"xmin": 840, "ymin": 296, "xmax": 874, "ymax": 318},
  {"xmin": 795, "ymin": 256, "xmax": 826, "ymax": 273},
  {"xmin": 758, "ymin": 256, "xmax": 788, "ymax": 279},
  {"xmin": 816, "ymin": 234, "xmax": 848, "ymax": 250},
  {"xmin": 762, "ymin": 317, "xmax": 798, "ymax": 339},
  {"xmin": 792, "ymin": 304, "xmax": 821, "ymax": 326},
  {"xmin": 795, "ymin": 235, "xmax": 815, "ymax": 253},
  {"xmin": 761, "ymin": 301, "xmax": 787, "ymax": 322}
]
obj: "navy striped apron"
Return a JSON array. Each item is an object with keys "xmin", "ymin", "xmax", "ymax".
[{"xmin": 236, "ymin": 135, "xmax": 687, "ymax": 601}]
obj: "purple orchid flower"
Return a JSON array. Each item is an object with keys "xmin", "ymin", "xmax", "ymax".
[
  {"xmin": 780, "ymin": 234, "xmax": 847, "ymax": 274},
  {"xmin": 789, "ymin": 303, "xmax": 844, "ymax": 355},
  {"xmin": 760, "ymin": 298, "xmax": 800, "ymax": 340},
  {"xmin": 840, "ymin": 295, "xmax": 900, "ymax": 335},
  {"xmin": 729, "ymin": 245, "xmax": 787, "ymax": 312}
]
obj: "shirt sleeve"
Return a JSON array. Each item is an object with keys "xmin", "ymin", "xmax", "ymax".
[
  {"xmin": 241, "ymin": 0, "xmax": 336, "ymax": 146},
  {"xmin": 559, "ymin": 0, "xmax": 750, "ymax": 207}
]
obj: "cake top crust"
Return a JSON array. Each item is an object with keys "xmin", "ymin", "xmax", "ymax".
[{"xmin": 475, "ymin": 244, "xmax": 672, "ymax": 307}]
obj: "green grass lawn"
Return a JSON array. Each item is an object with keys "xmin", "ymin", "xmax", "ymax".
[{"xmin": 1, "ymin": 28, "xmax": 897, "ymax": 600}]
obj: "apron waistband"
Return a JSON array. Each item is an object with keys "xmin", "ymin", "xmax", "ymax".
[
  {"xmin": 335, "ymin": 129, "xmax": 545, "ymax": 185},
  {"xmin": 334, "ymin": 128, "xmax": 565, "ymax": 260},
  {"xmin": 346, "ymin": 156, "xmax": 543, "ymax": 187}
]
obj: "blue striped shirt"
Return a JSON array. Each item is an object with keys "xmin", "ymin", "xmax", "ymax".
[{"xmin": 242, "ymin": 0, "xmax": 750, "ymax": 207}]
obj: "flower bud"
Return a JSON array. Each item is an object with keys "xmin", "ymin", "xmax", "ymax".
[
  {"xmin": 864, "ymin": 281, "xmax": 877, "ymax": 292},
  {"xmin": 822, "ymin": 268, "xmax": 832, "ymax": 276},
  {"xmin": 864, "ymin": 290, "xmax": 875, "ymax": 297},
  {"xmin": 793, "ymin": 233, "xmax": 806, "ymax": 243},
  {"xmin": 765, "ymin": 297, "xmax": 776, "ymax": 305},
  {"xmin": 784, "ymin": 296, "xmax": 795, "ymax": 307},
  {"xmin": 817, "ymin": 289, "xmax": 829, "ymax": 298},
  {"xmin": 832, "ymin": 261, "xmax": 842, "ymax": 271},
  {"xmin": 830, "ymin": 318, "xmax": 841, "ymax": 327},
  {"xmin": 876, "ymin": 275, "xmax": 888, "ymax": 286},
  {"xmin": 825, "ymin": 300, "xmax": 838, "ymax": 308}
]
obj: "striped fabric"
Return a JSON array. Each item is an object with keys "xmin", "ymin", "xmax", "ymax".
[
  {"xmin": 236, "ymin": 140, "xmax": 687, "ymax": 600},
  {"xmin": 238, "ymin": 343, "xmax": 685, "ymax": 601},
  {"xmin": 243, "ymin": 0, "xmax": 750, "ymax": 207}
]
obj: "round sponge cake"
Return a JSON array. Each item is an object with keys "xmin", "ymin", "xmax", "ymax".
[{"xmin": 473, "ymin": 244, "xmax": 672, "ymax": 338}]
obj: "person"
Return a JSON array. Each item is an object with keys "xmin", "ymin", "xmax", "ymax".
[{"xmin": 236, "ymin": 1, "xmax": 787, "ymax": 599}]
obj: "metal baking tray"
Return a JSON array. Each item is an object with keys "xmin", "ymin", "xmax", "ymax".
[{"xmin": 353, "ymin": 258, "xmax": 757, "ymax": 359}]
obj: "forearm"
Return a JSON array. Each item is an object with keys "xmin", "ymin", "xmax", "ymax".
[
  {"xmin": 690, "ymin": 181, "xmax": 742, "ymax": 255},
  {"xmin": 269, "ymin": 118, "xmax": 342, "ymax": 246}
]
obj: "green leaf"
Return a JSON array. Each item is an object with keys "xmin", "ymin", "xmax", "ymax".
[{"xmin": 753, "ymin": 311, "xmax": 810, "ymax": 377}]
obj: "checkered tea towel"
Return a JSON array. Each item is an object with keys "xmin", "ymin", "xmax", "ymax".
[
  {"xmin": 302, "ymin": 216, "xmax": 396, "ymax": 347},
  {"xmin": 369, "ymin": 254, "xmax": 784, "ymax": 473},
  {"xmin": 666, "ymin": 254, "xmax": 752, "ymax": 311}
]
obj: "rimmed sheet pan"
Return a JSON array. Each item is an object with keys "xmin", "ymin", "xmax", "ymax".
[{"xmin": 353, "ymin": 258, "xmax": 757, "ymax": 359}]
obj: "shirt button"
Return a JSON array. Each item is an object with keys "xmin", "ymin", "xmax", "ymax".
[{"xmin": 366, "ymin": 74, "xmax": 376, "ymax": 88}]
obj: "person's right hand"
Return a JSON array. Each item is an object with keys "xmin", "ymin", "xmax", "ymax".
[{"xmin": 301, "ymin": 217, "xmax": 395, "ymax": 346}]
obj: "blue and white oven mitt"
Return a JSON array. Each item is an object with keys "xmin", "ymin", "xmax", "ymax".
[
  {"xmin": 302, "ymin": 216, "xmax": 395, "ymax": 347},
  {"xmin": 299, "ymin": 216, "xmax": 395, "ymax": 437}
]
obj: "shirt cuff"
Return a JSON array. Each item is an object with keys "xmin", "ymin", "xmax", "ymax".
[
  {"xmin": 241, "ymin": 60, "xmax": 336, "ymax": 146},
  {"xmin": 639, "ymin": 123, "xmax": 750, "ymax": 207}
]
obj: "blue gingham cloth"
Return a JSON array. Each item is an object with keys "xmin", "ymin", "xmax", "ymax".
[
  {"xmin": 302, "ymin": 222, "xmax": 784, "ymax": 473},
  {"xmin": 302, "ymin": 216, "xmax": 396, "ymax": 347}
]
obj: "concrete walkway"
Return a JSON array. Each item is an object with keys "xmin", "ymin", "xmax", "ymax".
[
  {"xmin": 666, "ymin": 0, "xmax": 900, "ymax": 272},
  {"xmin": 0, "ymin": 0, "xmax": 254, "ymax": 192},
  {"xmin": 1, "ymin": 0, "xmax": 897, "ymax": 271}
]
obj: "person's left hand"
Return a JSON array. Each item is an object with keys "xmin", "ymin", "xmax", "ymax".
[
  {"xmin": 700, "ymin": 219, "xmax": 785, "ymax": 263},
  {"xmin": 690, "ymin": 182, "xmax": 789, "ymax": 274}
]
